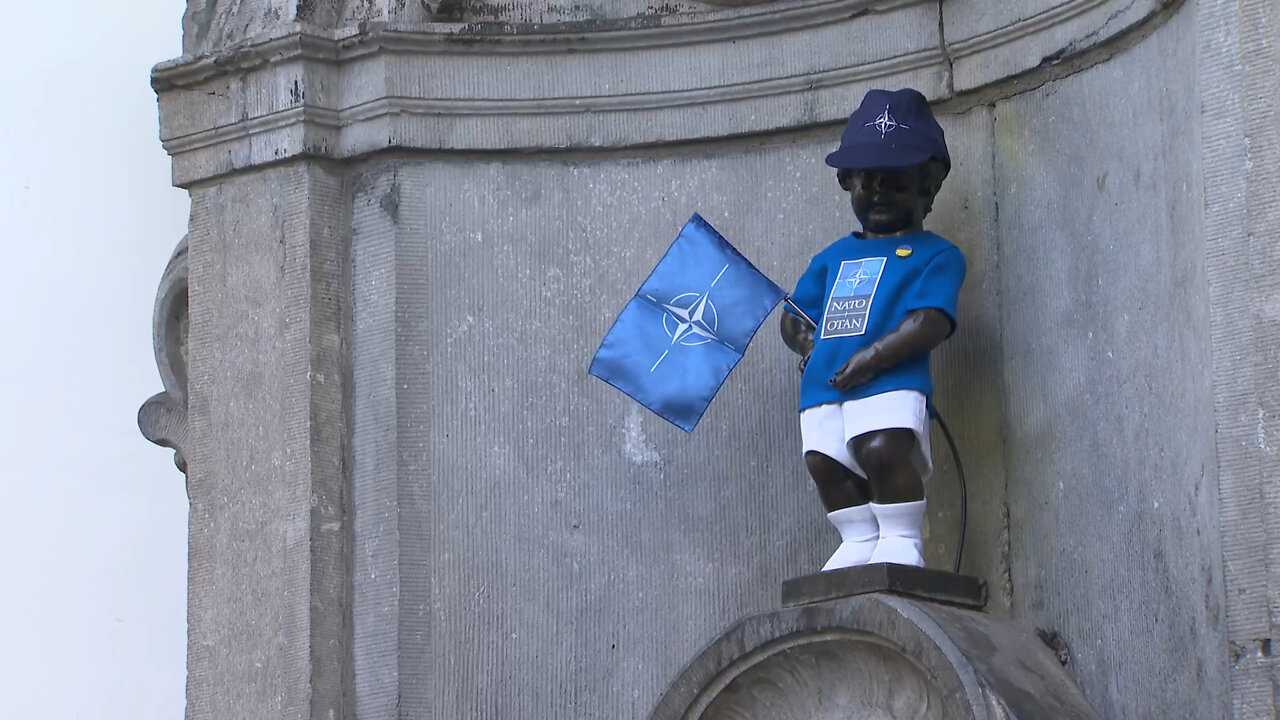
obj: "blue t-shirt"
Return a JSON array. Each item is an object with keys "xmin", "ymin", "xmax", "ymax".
[{"xmin": 786, "ymin": 231, "xmax": 966, "ymax": 411}]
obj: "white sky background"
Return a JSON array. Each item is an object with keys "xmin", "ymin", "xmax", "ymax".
[{"xmin": 0, "ymin": 2, "xmax": 191, "ymax": 718}]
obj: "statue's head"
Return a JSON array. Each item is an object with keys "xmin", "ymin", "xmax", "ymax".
[
  {"xmin": 835, "ymin": 162, "xmax": 949, "ymax": 234},
  {"xmin": 826, "ymin": 88, "xmax": 950, "ymax": 235}
]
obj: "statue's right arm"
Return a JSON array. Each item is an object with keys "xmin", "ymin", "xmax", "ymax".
[
  {"xmin": 784, "ymin": 257, "xmax": 824, "ymax": 369},
  {"xmin": 780, "ymin": 311, "xmax": 816, "ymax": 358}
]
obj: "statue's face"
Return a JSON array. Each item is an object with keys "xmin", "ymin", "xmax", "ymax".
[{"xmin": 844, "ymin": 167, "xmax": 927, "ymax": 236}]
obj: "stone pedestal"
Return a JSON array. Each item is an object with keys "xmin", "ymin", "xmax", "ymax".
[
  {"xmin": 782, "ymin": 563, "xmax": 988, "ymax": 609},
  {"xmin": 651, "ymin": 588, "xmax": 1100, "ymax": 720}
]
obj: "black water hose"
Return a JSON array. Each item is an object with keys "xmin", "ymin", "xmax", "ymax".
[{"xmin": 929, "ymin": 404, "xmax": 967, "ymax": 574}]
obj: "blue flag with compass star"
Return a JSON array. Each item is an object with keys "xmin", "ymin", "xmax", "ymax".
[{"xmin": 589, "ymin": 214, "xmax": 786, "ymax": 432}]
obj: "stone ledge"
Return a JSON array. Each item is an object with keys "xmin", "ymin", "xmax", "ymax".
[
  {"xmin": 781, "ymin": 563, "xmax": 988, "ymax": 609},
  {"xmin": 153, "ymin": 0, "xmax": 1179, "ymax": 185},
  {"xmin": 946, "ymin": 0, "xmax": 1179, "ymax": 92},
  {"xmin": 154, "ymin": 0, "xmax": 943, "ymax": 185}
]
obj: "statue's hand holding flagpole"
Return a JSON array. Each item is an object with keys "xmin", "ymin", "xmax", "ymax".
[{"xmin": 780, "ymin": 300, "xmax": 816, "ymax": 374}]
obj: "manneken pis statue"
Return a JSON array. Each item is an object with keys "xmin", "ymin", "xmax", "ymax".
[{"xmin": 781, "ymin": 88, "xmax": 965, "ymax": 571}]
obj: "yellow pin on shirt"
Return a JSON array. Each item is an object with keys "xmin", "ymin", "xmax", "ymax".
[{"xmin": 895, "ymin": 245, "xmax": 913, "ymax": 258}]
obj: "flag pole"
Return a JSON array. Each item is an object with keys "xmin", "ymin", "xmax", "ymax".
[{"xmin": 782, "ymin": 296, "xmax": 817, "ymax": 328}]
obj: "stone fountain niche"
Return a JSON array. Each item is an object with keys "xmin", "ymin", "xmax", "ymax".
[{"xmin": 142, "ymin": 0, "xmax": 1239, "ymax": 718}]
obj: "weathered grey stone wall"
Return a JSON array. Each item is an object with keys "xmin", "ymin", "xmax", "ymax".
[
  {"xmin": 990, "ymin": 5, "xmax": 1228, "ymax": 718},
  {"xmin": 1198, "ymin": 0, "xmax": 1280, "ymax": 715},
  {"xmin": 185, "ymin": 162, "xmax": 350, "ymax": 720},
  {"xmin": 345, "ymin": 127, "xmax": 1008, "ymax": 719},
  {"xmin": 345, "ymin": 6, "xmax": 1227, "ymax": 718},
  {"xmin": 434, "ymin": 1, "xmax": 779, "ymax": 23}
]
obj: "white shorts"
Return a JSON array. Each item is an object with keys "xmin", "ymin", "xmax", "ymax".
[{"xmin": 799, "ymin": 390, "xmax": 932, "ymax": 480}]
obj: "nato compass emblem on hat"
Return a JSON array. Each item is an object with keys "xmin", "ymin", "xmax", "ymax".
[
  {"xmin": 866, "ymin": 104, "xmax": 909, "ymax": 139},
  {"xmin": 645, "ymin": 264, "xmax": 732, "ymax": 372}
]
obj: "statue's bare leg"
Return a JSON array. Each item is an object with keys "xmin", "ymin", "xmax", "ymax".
[
  {"xmin": 803, "ymin": 450, "xmax": 871, "ymax": 511},
  {"xmin": 850, "ymin": 428, "xmax": 923, "ymax": 504},
  {"xmin": 804, "ymin": 451, "xmax": 880, "ymax": 571},
  {"xmin": 851, "ymin": 429, "xmax": 927, "ymax": 566}
]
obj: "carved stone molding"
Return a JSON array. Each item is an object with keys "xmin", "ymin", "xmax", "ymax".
[
  {"xmin": 154, "ymin": 0, "xmax": 1177, "ymax": 186},
  {"xmin": 182, "ymin": 1, "xmax": 793, "ymax": 56},
  {"xmin": 943, "ymin": 0, "xmax": 1178, "ymax": 92},
  {"xmin": 699, "ymin": 635, "xmax": 955, "ymax": 719},
  {"xmin": 138, "ymin": 236, "xmax": 189, "ymax": 477},
  {"xmin": 154, "ymin": 0, "xmax": 942, "ymax": 185},
  {"xmin": 650, "ymin": 594, "xmax": 1100, "ymax": 720}
]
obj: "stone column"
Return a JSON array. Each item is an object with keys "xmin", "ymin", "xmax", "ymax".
[
  {"xmin": 179, "ymin": 164, "xmax": 350, "ymax": 719},
  {"xmin": 1199, "ymin": 0, "xmax": 1280, "ymax": 715}
]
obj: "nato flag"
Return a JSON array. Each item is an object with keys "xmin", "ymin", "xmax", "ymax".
[{"xmin": 589, "ymin": 214, "xmax": 786, "ymax": 432}]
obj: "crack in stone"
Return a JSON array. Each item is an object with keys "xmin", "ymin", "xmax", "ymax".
[{"xmin": 937, "ymin": 0, "xmax": 954, "ymax": 99}]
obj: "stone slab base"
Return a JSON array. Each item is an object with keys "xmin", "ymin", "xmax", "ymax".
[{"xmin": 782, "ymin": 563, "xmax": 988, "ymax": 610}]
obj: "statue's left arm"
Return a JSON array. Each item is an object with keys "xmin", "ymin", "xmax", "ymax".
[
  {"xmin": 829, "ymin": 308, "xmax": 952, "ymax": 390},
  {"xmin": 829, "ymin": 246, "xmax": 965, "ymax": 391}
]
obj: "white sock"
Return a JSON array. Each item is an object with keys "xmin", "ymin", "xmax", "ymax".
[
  {"xmin": 868, "ymin": 500, "xmax": 926, "ymax": 567},
  {"xmin": 821, "ymin": 504, "xmax": 879, "ymax": 571}
]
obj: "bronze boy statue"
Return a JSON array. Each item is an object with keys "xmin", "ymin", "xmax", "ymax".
[{"xmin": 781, "ymin": 88, "xmax": 964, "ymax": 571}]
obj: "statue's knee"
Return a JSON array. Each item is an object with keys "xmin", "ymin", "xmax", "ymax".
[
  {"xmin": 851, "ymin": 429, "xmax": 916, "ymax": 478},
  {"xmin": 804, "ymin": 450, "xmax": 846, "ymax": 482},
  {"xmin": 805, "ymin": 450, "xmax": 871, "ymax": 509}
]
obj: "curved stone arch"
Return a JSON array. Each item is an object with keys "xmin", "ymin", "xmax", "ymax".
[
  {"xmin": 138, "ymin": 235, "xmax": 189, "ymax": 477},
  {"xmin": 650, "ymin": 594, "xmax": 1098, "ymax": 720},
  {"xmin": 695, "ymin": 634, "xmax": 967, "ymax": 719},
  {"xmin": 152, "ymin": 236, "xmax": 188, "ymax": 407},
  {"xmin": 653, "ymin": 595, "xmax": 988, "ymax": 720}
]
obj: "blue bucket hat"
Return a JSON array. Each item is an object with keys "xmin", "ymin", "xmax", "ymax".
[{"xmin": 825, "ymin": 88, "xmax": 950, "ymax": 171}]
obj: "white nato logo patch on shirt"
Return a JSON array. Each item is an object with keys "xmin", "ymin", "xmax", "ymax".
[{"xmin": 821, "ymin": 257, "xmax": 887, "ymax": 339}]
